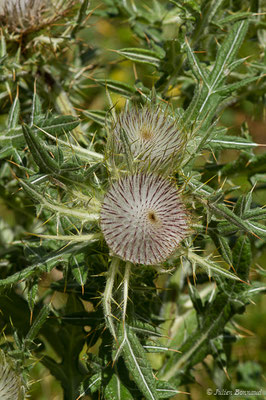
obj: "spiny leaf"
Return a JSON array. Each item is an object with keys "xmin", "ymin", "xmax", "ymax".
[
  {"xmin": 214, "ymin": 76, "xmax": 259, "ymax": 96},
  {"xmin": 8, "ymin": 93, "xmax": 20, "ymax": 129},
  {"xmin": 23, "ymin": 124, "xmax": 60, "ymax": 174},
  {"xmin": 105, "ymin": 373, "xmax": 134, "ymax": 400},
  {"xmin": 36, "ymin": 115, "xmax": 80, "ymax": 135},
  {"xmin": 185, "ymin": 250, "xmax": 241, "ymax": 281},
  {"xmin": 209, "ymin": 20, "xmax": 249, "ymax": 87},
  {"xmin": 25, "ymin": 304, "xmax": 50, "ymax": 342},
  {"xmin": 0, "ymin": 242, "xmax": 87, "ymax": 288},
  {"xmin": 83, "ymin": 109, "xmax": 110, "ymax": 126},
  {"xmin": 156, "ymin": 381, "xmax": 183, "ymax": 399},
  {"xmin": 20, "ymin": 179, "xmax": 99, "ymax": 221},
  {"xmin": 119, "ymin": 324, "xmax": 159, "ymax": 400},
  {"xmin": 209, "ymin": 135, "xmax": 260, "ymax": 150}
]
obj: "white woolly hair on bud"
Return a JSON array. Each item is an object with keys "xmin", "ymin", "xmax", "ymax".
[
  {"xmin": 100, "ymin": 173, "xmax": 188, "ymax": 265},
  {"xmin": 112, "ymin": 105, "xmax": 184, "ymax": 172},
  {"xmin": 0, "ymin": 351, "xmax": 23, "ymax": 400}
]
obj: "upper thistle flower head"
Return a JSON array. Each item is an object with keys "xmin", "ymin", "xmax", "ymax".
[
  {"xmin": 110, "ymin": 105, "xmax": 185, "ymax": 174},
  {"xmin": 100, "ymin": 173, "xmax": 188, "ymax": 265},
  {"xmin": 0, "ymin": 0, "xmax": 74, "ymax": 33},
  {"xmin": 0, "ymin": 0, "xmax": 46, "ymax": 31}
]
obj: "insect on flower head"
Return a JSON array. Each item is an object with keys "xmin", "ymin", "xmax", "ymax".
[
  {"xmin": 111, "ymin": 105, "xmax": 185, "ymax": 173},
  {"xmin": 100, "ymin": 173, "xmax": 188, "ymax": 265}
]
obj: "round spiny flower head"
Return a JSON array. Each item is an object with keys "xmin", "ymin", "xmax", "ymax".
[
  {"xmin": 0, "ymin": 0, "xmax": 74, "ymax": 32},
  {"xmin": 0, "ymin": 351, "xmax": 23, "ymax": 400},
  {"xmin": 0, "ymin": 0, "xmax": 46, "ymax": 30},
  {"xmin": 112, "ymin": 105, "xmax": 184, "ymax": 172},
  {"xmin": 100, "ymin": 174, "xmax": 188, "ymax": 265}
]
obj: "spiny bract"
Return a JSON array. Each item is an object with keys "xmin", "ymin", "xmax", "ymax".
[
  {"xmin": 100, "ymin": 173, "xmax": 188, "ymax": 265},
  {"xmin": 0, "ymin": 351, "xmax": 23, "ymax": 400}
]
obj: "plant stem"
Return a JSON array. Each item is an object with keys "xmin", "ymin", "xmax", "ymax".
[
  {"xmin": 122, "ymin": 262, "xmax": 131, "ymax": 324},
  {"xmin": 103, "ymin": 257, "xmax": 120, "ymax": 339}
]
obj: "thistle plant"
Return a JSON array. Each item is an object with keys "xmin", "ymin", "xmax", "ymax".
[{"xmin": 0, "ymin": 1, "xmax": 265, "ymax": 400}]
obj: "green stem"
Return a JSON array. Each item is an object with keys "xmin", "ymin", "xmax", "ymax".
[
  {"xmin": 103, "ymin": 257, "xmax": 120, "ymax": 339},
  {"xmin": 122, "ymin": 262, "xmax": 131, "ymax": 324}
]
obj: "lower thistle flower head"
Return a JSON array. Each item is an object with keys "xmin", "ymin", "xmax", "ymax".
[
  {"xmin": 111, "ymin": 105, "xmax": 184, "ymax": 173},
  {"xmin": 0, "ymin": 351, "xmax": 23, "ymax": 400},
  {"xmin": 100, "ymin": 174, "xmax": 188, "ymax": 265}
]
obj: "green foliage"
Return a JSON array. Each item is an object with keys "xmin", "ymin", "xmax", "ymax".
[{"xmin": 0, "ymin": 0, "xmax": 265, "ymax": 399}]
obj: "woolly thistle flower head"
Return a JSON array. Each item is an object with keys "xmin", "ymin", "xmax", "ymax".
[
  {"xmin": 0, "ymin": 0, "xmax": 74, "ymax": 32},
  {"xmin": 100, "ymin": 174, "xmax": 188, "ymax": 265},
  {"xmin": 0, "ymin": 351, "xmax": 23, "ymax": 400},
  {"xmin": 111, "ymin": 105, "xmax": 184, "ymax": 173}
]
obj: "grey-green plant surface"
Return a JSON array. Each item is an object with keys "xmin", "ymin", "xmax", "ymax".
[{"xmin": 0, "ymin": 0, "xmax": 265, "ymax": 399}]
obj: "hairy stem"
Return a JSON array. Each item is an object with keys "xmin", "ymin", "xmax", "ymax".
[
  {"xmin": 103, "ymin": 257, "xmax": 120, "ymax": 339},
  {"xmin": 122, "ymin": 262, "xmax": 131, "ymax": 324}
]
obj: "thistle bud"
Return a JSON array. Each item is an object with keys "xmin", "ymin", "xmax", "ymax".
[
  {"xmin": 100, "ymin": 173, "xmax": 188, "ymax": 265},
  {"xmin": 111, "ymin": 105, "xmax": 184, "ymax": 173}
]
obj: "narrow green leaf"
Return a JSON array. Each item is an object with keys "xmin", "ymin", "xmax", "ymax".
[
  {"xmin": 0, "ymin": 127, "xmax": 24, "ymax": 147},
  {"xmin": 209, "ymin": 203, "xmax": 265, "ymax": 237},
  {"xmin": 115, "ymin": 48, "xmax": 163, "ymax": 67},
  {"xmin": 0, "ymin": 31, "xmax": 7, "ymax": 57},
  {"xmin": 188, "ymin": 281, "xmax": 204, "ymax": 315},
  {"xmin": 80, "ymin": 373, "xmax": 102, "ymax": 396},
  {"xmin": 23, "ymin": 124, "xmax": 60, "ymax": 174},
  {"xmin": 245, "ymin": 221, "xmax": 266, "ymax": 239},
  {"xmin": 186, "ymin": 39, "xmax": 209, "ymax": 86},
  {"xmin": 234, "ymin": 194, "xmax": 251, "ymax": 218},
  {"xmin": 209, "ymin": 20, "xmax": 249, "ymax": 87},
  {"xmin": 39, "ymin": 128, "xmax": 104, "ymax": 161},
  {"xmin": 71, "ymin": 0, "xmax": 90, "ymax": 37},
  {"xmin": 31, "ymin": 92, "xmax": 42, "ymax": 126},
  {"xmin": 185, "ymin": 250, "xmax": 241, "ymax": 281},
  {"xmin": 233, "ymin": 236, "xmax": 252, "ymax": 281},
  {"xmin": 130, "ymin": 321, "xmax": 162, "ymax": 337},
  {"xmin": 143, "ymin": 344, "xmax": 178, "ymax": 354},
  {"xmin": 37, "ymin": 115, "xmax": 80, "ymax": 135},
  {"xmin": 119, "ymin": 325, "xmax": 159, "ymax": 400},
  {"xmin": 27, "ymin": 281, "xmax": 39, "ymax": 314},
  {"xmin": 8, "ymin": 94, "xmax": 20, "ymax": 129},
  {"xmin": 216, "ymin": 235, "xmax": 233, "ymax": 266},
  {"xmin": 243, "ymin": 208, "xmax": 266, "ymax": 221},
  {"xmin": 0, "ymin": 242, "xmax": 87, "ymax": 288},
  {"xmin": 71, "ymin": 255, "xmax": 88, "ymax": 287},
  {"xmin": 25, "ymin": 304, "xmax": 50, "ymax": 342},
  {"xmin": 209, "ymin": 135, "xmax": 259, "ymax": 150},
  {"xmin": 214, "ymin": 76, "xmax": 258, "ymax": 95},
  {"xmin": 156, "ymin": 381, "xmax": 182, "ymax": 399},
  {"xmin": 83, "ymin": 110, "xmax": 110, "ymax": 126},
  {"xmin": 96, "ymin": 79, "xmax": 137, "ymax": 98},
  {"xmin": 105, "ymin": 373, "xmax": 134, "ymax": 400},
  {"xmin": 216, "ymin": 12, "xmax": 251, "ymax": 26},
  {"xmin": 20, "ymin": 179, "xmax": 99, "ymax": 221}
]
